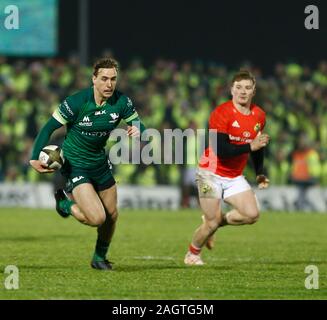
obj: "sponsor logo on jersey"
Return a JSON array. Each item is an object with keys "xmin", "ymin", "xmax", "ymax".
[
  {"xmin": 243, "ymin": 131, "xmax": 251, "ymax": 138},
  {"xmin": 63, "ymin": 100, "xmax": 74, "ymax": 115},
  {"xmin": 95, "ymin": 110, "xmax": 106, "ymax": 116},
  {"xmin": 229, "ymin": 134, "xmax": 252, "ymax": 143},
  {"xmin": 79, "ymin": 116, "xmax": 93, "ymax": 126},
  {"xmin": 109, "ymin": 113, "xmax": 119, "ymax": 123},
  {"xmin": 127, "ymin": 97, "xmax": 133, "ymax": 107},
  {"xmin": 126, "ymin": 97, "xmax": 136, "ymax": 113},
  {"xmin": 232, "ymin": 120, "xmax": 240, "ymax": 128},
  {"xmin": 254, "ymin": 123, "xmax": 261, "ymax": 132},
  {"xmin": 72, "ymin": 176, "xmax": 84, "ymax": 183},
  {"xmin": 110, "ymin": 113, "xmax": 119, "ymax": 120},
  {"xmin": 58, "ymin": 108, "xmax": 69, "ymax": 120},
  {"xmin": 81, "ymin": 130, "xmax": 110, "ymax": 137}
]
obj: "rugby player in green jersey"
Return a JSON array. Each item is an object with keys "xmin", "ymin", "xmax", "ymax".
[{"xmin": 29, "ymin": 58, "xmax": 146, "ymax": 270}]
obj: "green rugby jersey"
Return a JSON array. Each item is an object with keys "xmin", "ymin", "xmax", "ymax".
[{"xmin": 52, "ymin": 87, "xmax": 139, "ymax": 168}]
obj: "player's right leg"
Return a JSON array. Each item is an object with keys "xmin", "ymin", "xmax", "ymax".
[
  {"xmin": 202, "ymin": 215, "xmax": 215, "ymax": 250},
  {"xmin": 184, "ymin": 198, "xmax": 222, "ymax": 265},
  {"xmin": 55, "ymin": 182, "xmax": 106, "ymax": 226},
  {"xmin": 70, "ymin": 183, "xmax": 106, "ymax": 226},
  {"xmin": 184, "ymin": 169, "xmax": 223, "ymax": 265}
]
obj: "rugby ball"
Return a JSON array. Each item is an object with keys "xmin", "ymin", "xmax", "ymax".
[{"xmin": 39, "ymin": 145, "xmax": 64, "ymax": 170}]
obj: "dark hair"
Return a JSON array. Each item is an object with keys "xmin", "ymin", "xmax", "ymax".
[
  {"xmin": 93, "ymin": 58, "xmax": 119, "ymax": 76},
  {"xmin": 231, "ymin": 69, "xmax": 256, "ymax": 86}
]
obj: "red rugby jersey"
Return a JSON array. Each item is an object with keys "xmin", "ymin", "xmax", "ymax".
[{"xmin": 199, "ymin": 100, "xmax": 266, "ymax": 178}]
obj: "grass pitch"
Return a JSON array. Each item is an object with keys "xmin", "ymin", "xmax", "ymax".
[{"xmin": 0, "ymin": 208, "xmax": 326, "ymax": 300}]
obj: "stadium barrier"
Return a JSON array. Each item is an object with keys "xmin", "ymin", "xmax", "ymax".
[
  {"xmin": 0, "ymin": 183, "xmax": 326, "ymax": 212},
  {"xmin": 254, "ymin": 186, "xmax": 327, "ymax": 213},
  {"xmin": 0, "ymin": 183, "xmax": 181, "ymax": 210},
  {"xmin": 0, "ymin": 183, "xmax": 54, "ymax": 208}
]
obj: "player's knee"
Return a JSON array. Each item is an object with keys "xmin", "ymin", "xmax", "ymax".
[
  {"xmin": 108, "ymin": 208, "xmax": 118, "ymax": 222},
  {"xmin": 87, "ymin": 214, "xmax": 106, "ymax": 227},
  {"xmin": 245, "ymin": 209, "xmax": 260, "ymax": 224}
]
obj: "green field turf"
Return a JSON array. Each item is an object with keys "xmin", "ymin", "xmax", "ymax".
[{"xmin": 0, "ymin": 208, "xmax": 326, "ymax": 300}]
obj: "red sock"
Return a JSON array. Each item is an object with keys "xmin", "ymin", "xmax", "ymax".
[{"xmin": 189, "ymin": 244, "xmax": 201, "ymax": 255}]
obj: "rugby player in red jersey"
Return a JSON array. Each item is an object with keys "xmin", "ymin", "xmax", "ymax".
[{"xmin": 184, "ymin": 70, "xmax": 270, "ymax": 265}]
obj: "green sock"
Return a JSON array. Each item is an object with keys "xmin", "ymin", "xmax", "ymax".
[
  {"xmin": 92, "ymin": 239, "xmax": 110, "ymax": 262},
  {"xmin": 59, "ymin": 198, "xmax": 74, "ymax": 215}
]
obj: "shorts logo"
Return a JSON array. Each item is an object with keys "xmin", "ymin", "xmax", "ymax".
[
  {"xmin": 72, "ymin": 176, "xmax": 84, "ymax": 183},
  {"xmin": 201, "ymin": 184, "xmax": 212, "ymax": 194}
]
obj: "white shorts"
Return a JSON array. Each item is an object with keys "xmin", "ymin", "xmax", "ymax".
[{"xmin": 196, "ymin": 168, "xmax": 251, "ymax": 199}]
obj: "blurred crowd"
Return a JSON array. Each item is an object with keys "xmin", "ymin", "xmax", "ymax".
[{"xmin": 0, "ymin": 56, "xmax": 326, "ymax": 197}]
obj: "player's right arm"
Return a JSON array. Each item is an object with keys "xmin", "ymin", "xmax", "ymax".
[
  {"xmin": 29, "ymin": 118, "xmax": 63, "ymax": 173},
  {"xmin": 29, "ymin": 96, "xmax": 80, "ymax": 173}
]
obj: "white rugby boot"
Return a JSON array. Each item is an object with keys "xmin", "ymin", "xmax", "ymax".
[{"xmin": 184, "ymin": 251, "xmax": 204, "ymax": 266}]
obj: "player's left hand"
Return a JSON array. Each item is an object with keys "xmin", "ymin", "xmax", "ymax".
[
  {"xmin": 127, "ymin": 125, "xmax": 140, "ymax": 137},
  {"xmin": 256, "ymin": 175, "xmax": 270, "ymax": 189}
]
